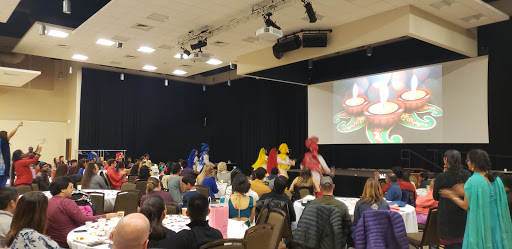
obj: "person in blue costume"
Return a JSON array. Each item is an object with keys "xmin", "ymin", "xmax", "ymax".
[
  {"xmin": 0, "ymin": 122, "xmax": 23, "ymax": 188},
  {"xmin": 198, "ymin": 143, "xmax": 212, "ymax": 173},
  {"xmin": 440, "ymin": 149, "xmax": 512, "ymax": 249},
  {"xmin": 188, "ymin": 149, "xmax": 199, "ymax": 172}
]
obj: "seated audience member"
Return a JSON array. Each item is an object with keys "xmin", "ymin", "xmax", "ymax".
[
  {"xmin": 250, "ymin": 167, "xmax": 271, "ymax": 198},
  {"xmin": 257, "ymin": 176, "xmax": 296, "ymax": 222},
  {"xmin": 47, "ymin": 176, "xmax": 121, "ymax": 247},
  {"xmin": 141, "ymin": 196, "xmax": 176, "ymax": 248},
  {"xmin": 173, "ymin": 194, "xmax": 223, "ymax": 249},
  {"xmin": 309, "ymin": 176, "xmax": 352, "ymax": 237},
  {"xmin": 196, "ymin": 165, "xmax": 218, "ymax": 200},
  {"xmin": 140, "ymin": 177, "xmax": 174, "ymax": 207},
  {"xmin": 54, "ymin": 163, "xmax": 68, "ymax": 178},
  {"xmin": 382, "ymin": 166, "xmax": 416, "ymax": 198},
  {"xmin": 0, "ymin": 187, "xmax": 18, "ymax": 247},
  {"xmin": 107, "ymin": 161, "xmax": 127, "ymax": 190},
  {"xmin": 4, "ymin": 192, "xmax": 60, "ymax": 249},
  {"xmin": 383, "ymin": 173, "xmax": 402, "ymax": 201},
  {"xmin": 418, "ymin": 172, "xmax": 430, "ymax": 188},
  {"xmin": 181, "ymin": 174, "xmax": 200, "ymax": 210},
  {"xmin": 161, "ymin": 162, "xmax": 172, "ymax": 189},
  {"xmin": 225, "ymin": 168, "xmax": 259, "ymax": 201},
  {"xmin": 34, "ymin": 163, "xmax": 51, "ymax": 191},
  {"xmin": 77, "ymin": 159, "xmax": 86, "ymax": 175},
  {"xmin": 167, "ymin": 162, "xmax": 183, "ymax": 203},
  {"xmin": 12, "ymin": 147, "xmax": 41, "ymax": 186},
  {"xmin": 104, "ymin": 159, "xmax": 116, "ymax": 171},
  {"xmin": 67, "ymin": 159, "xmax": 78, "ymax": 176},
  {"xmin": 415, "ymin": 179, "xmax": 439, "ymax": 223},
  {"xmin": 137, "ymin": 165, "xmax": 151, "ymax": 181},
  {"xmin": 179, "ymin": 159, "xmax": 197, "ymax": 176},
  {"xmin": 82, "ymin": 162, "xmax": 108, "ymax": 189},
  {"xmin": 289, "ymin": 167, "xmax": 320, "ymax": 200},
  {"xmin": 229, "ymin": 174, "xmax": 256, "ymax": 227},
  {"xmin": 264, "ymin": 168, "xmax": 279, "ymax": 191},
  {"xmin": 353, "ymin": 178, "xmax": 390, "ymax": 230},
  {"xmin": 129, "ymin": 159, "xmax": 140, "ymax": 175},
  {"xmin": 502, "ymin": 174, "xmax": 512, "ymax": 219},
  {"xmin": 216, "ymin": 162, "xmax": 231, "ymax": 184},
  {"xmin": 111, "ymin": 213, "xmax": 150, "ymax": 249}
]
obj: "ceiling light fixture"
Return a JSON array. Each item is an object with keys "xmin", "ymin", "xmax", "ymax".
[
  {"xmin": 366, "ymin": 45, "xmax": 372, "ymax": 56},
  {"xmin": 174, "ymin": 53, "xmax": 188, "ymax": 59},
  {"xmin": 116, "ymin": 42, "xmax": 123, "ymax": 48},
  {"xmin": 72, "ymin": 54, "xmax": 88, "ymax": 61},
  {"xmin": 142, "ymin": 65, "xmax": 157, "ymax": 71},
  {"xmin": 172, "ymin": 69, "xmax": 187, "ymax": 75},
  {"xmin": 63, "ymin": 0, "xmax": 71, "ymax": 14},
  {"xmin": 263, "ymin": 13, "xmax": 281, "ymax": 30},
  {"xmin": 206, "ymin": 59, "xmax": 222, "ymax": 65},
  {"xmin": 69, "ymin": 66, "xmax": 73, "ymax": 74},
  {"xmin": 39, "ymin": 24, "xmax": 46, "ymax": 35},
  {"xmin": 96, "ymin": 39, "xmax": 115, "ymax": 46},
  {"xmin": 48, "ymin": 30, "xmax": 69, "ymax": 38},
  {"xmin": 190, "ymin": 40, "xmax": 207, "ymax": 51},
  {"xmin": 137, "ymin": 46, "xmax": 155, "ymax": 53},
  {"xmin": 120, "ymin": 73, "xmax": 125, "ymax": 81},
  {"xmin": 301, "ymin": 0, "xmax": 317, "ymax": 23},
  {"xmin": 164, "ymin": 79, "xmax": 168, "ymax": 86},
  {"xmin": 59, "ymin": 72, "xmax": 63, "ymax": 79}
]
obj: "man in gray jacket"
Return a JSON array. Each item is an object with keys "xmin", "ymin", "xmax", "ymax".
[{"xmin": 0, "ymin": 187, "xmax": 18, "ymax": 247}]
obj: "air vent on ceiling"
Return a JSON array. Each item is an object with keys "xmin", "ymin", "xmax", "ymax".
[
  {"xmin": 301, "ymin": 14, "xmax": 324, "ymax": 22},
  {"xmin": 131, "ymin": 23, "xmax": 154, "ymax": 31},
  {"xmin": 57, "ymin": 44, "xmax": 69, "ymax": 48},
  {"xmin": 123, "ymin": 55, "xmax": 138, "ymax": 59},
  {"xmin": 242, "ymin": 36, "xmax": 259, "ymax": 43},
  {"xmin": 112, "ymin": 35, "xmax": 130, "ymax": 42},
  {"xmin": 461, "ymin": 14, "xmax": 487, "ymax": 23},
  {"xmin": 110, "ymin": 61, "xmax": 122, "ymax": 65},
  {"xmin": 212, "ymin": 41, "xmax": 229, "ymax": 47},
  {"xmin": 147, "ymin": 13, "xmax": 169, "ymax": 22},
  {"xmin": 430, "ymin": 0, "xmax": 456, "ymax": 10},
  {"xmin": 158, "ymin": 44, "xmax": 174, "ymax": 50},
  {"xmin": 180, "ymin": 64, "xmax": 192, "ymax": 68}
]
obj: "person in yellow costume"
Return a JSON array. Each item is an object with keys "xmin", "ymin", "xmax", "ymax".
[
  {"xmin": 277, "ymin": 143, "xmax": 295, "ymax": 178},
  {"xmin": 251, "ymin": 148, "xmax": 268, "ymax": 171}
]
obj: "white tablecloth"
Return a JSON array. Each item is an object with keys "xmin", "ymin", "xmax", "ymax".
[
  {"xmin": 293, "ymin": 196, "xmax": 418, "ymax": 233},
  {"xmin": 66, "ymin": 214, "xmax": 247, "ymax": 249},
  {"xmin": 215, "ymin": 182, "xmax": 228, "ymax": 198},
  {"xmin": 42, "ymin": 189, "xmax": 119, "ymax": 213},
  {"xmin": 416, "ymin": 188, "xmax": 428, "ymax": 197}
]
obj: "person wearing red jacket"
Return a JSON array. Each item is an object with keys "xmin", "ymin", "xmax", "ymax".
[
  {"xmin": 12, "ymin": 145, "xmax": 42, "ymax": 186},
  {"xmin": 381, "ymin": 166, "xmax": 417, "ymax": 199},
  {"xmin": 107, "ymin": 161, "xmax": 128, "ymax": 190}
]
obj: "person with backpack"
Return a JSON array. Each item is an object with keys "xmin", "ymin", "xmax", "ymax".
[{"xmin": 256, "ymin": 176, "xmax": 296, "ymax": 223}]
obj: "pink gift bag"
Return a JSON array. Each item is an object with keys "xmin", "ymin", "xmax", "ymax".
[{"xmin": 209, "ymin": 205, "xmax": 229, "ymax": 238}]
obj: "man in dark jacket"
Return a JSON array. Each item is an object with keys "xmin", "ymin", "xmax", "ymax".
[{"xmin": 34, "ymin": 163, "xmax": 51, "ymax": 191}]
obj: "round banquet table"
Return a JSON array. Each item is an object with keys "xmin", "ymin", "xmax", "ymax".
[
  {"xmin": 42, "ymin": 189, "xmax": 120, "ymax": 213},
  {"xmin": 293, "ymin": 196, "xmax": 418, "ymax": 233},
  {"xmin": 66, "ymin": 215, "xmax": 248, "ymax": 249}
]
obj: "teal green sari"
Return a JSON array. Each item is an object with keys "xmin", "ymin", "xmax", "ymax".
[{"xmin": 463, "ymin": 174, "xmax": 512, "ymax": 249}]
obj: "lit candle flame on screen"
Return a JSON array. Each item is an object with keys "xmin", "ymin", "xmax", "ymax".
[
  {"xmin": 352, "ymin": 84, "xmax": 358, "ymax": 100},
  {"xmin": 380, "ymin": 85, "xmax": 389, "ymax": 108},
  {"xmin": 411, "ymin": 74, "xmax": 418, "ymax": 99}
]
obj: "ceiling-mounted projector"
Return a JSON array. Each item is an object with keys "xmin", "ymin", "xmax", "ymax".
[
  {"xmin": 256, "ymin": 27, "xmax": 283, "ymax": 41},
  {"xmin": 188, "ymin": 51, "xmax": 211, "ymax": 62}
]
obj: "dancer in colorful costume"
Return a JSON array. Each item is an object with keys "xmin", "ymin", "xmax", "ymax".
[
  {"xmin": 188, "ymin": 149, "xmax": 199, "ymax": 172},
  {"xmin": 277, "ymin": 143, "xmax": 295, "ymax": 178},
  {"xmin": 252, "ymin": 148, "xmax": 268, "ymax": 170},
  {"xmin": 266, "ymin": 148, "xmax": 278, "ymax": 175},
  {"xmin": 302, "ymin": 137, "xmax": 331, "ymax": 184},
  {"xmin": 198, "ymin": 143, "xmax": 212, "ymax": 173}
]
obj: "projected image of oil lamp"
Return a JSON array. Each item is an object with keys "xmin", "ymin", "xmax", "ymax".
[
  {"xmin": 397, "ymin": 74, "xmax": 431, "ymax": 111},
  {"xmin": 342, "ymin": 84, "xmax": 369, "ymax": 115},
  {"xmin": 364, "ymin": 85, "xmax": 404, "ymax": 127}
]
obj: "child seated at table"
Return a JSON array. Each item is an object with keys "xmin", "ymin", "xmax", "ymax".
[{"xmin": 415, "ymin": 179, "xmax": 438, "ymax": 223}]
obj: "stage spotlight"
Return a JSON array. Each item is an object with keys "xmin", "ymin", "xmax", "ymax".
[
  {"xmin": 63, "ymin": 0, "xmax": 71, "ymax": 14},
  {"xmin": 264, "ymin": 13, "xmax": 281, "ymax": 30},
  {"xmin": 165, "ymin": 79, "xmax": 168, "ymax": 86},
  {"xmin": 229, "ymin": 62, "xmax": 237, "ymax": 70},
  {"xmin": 183, "ymin": 48, "xmax": 191, "ymax": 56},
  {"xmin": 39, "ymin": 24, "xmax": 46, "ymax": 35},
  {"xmin": 366, "ymin": 45, "xmax": 372, "ymax": 56},
  {"xmin": 120, "ymin": 73, "xmax": 124, "ymax": 81},
  {"xmin": 190, "ymin": 40, "xmax": 207, "ymax": 51},
  {"xmin": 302, "ymin": 1, "xmax": 317, "ymax": 23},
  {"xmin": 203, "ymin": 85, "xmax": 206, "ymax": 92},
  {"xmin": 272, "ymin": 35, "xmax": 302, "ymax": 59}
]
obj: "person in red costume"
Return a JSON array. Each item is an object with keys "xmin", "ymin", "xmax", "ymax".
[
  {"xmin": 301, "ymin": 137, "xmax": 331, "ymax": 185},
  {"xmin": 266, "ymin": 148, "xmax": 278, "ymax": 175}
]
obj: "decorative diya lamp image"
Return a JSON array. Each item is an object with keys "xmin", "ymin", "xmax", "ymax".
[
  {"xmin": 397, "ymin": 74, "xmax": 431, "ymax": 111},
  {"xmin": 363, "ymin": 85, "xmax": 405, "ymax": 127},
  {"xmin": 342, "ymin": 84, "xmax": 369, "ymax": 116}
]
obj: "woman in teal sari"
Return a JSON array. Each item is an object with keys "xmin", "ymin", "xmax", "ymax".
[{"xmin": 440, "ymin": 149, "xmax": 512, "ymax": 249}]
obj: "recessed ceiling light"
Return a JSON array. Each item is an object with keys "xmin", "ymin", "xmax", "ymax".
[
  {"xmin": 174, "ymin": 53, "xmax": 188, "ymax": 59},
  {"xmin": 174, "ymin": 53, "xmax": 181, "ymax": 58},
  {"xmin": 172, "ymin": 69, "xmax": 187, "ymax": 75},
  {"xmin": 138, "ymin": 46, "xmax": 155, "ymax": 53},
  {"xmin": 206, "ymin": 59, "xmax": 223, "ymax": 65},
  {"xmin": 72, "ymin": 54, "xmax": 88, "ymax": 61},
  {"xmin": 48, "ymin": 30, "xmax": 69, "ymax": 38},
  {"xmin": 143, "ymin": 65, "xmax": 157, "ymax": 71},
  {"xmin": 96, "ymin": 39, "xmax": 115, "ymax": 46}
]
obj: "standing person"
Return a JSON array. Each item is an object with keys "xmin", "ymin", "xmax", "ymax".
[
  {"xmin": 13, "ymin": 146, "xmax": 42, "ymax": 186},
  {"xmin": 107, "ymin": 161, "xmax": 127, "ymax": 190},
  {"xmin": 252, "ymin": 148, "xmax": 268, "ymax": 171},
  {"xmin": 0, "ymin": 121, "xmax": 22, "ymax": 187},
  {"xmin": 24, "ymin": 147, "xmax": 35, "ymax": 158},
  {"xmin": 0, "ymin": 187, "xmax": 18, "ymax": 248},
  {"xmin": 266, "ymin": 148, "xmax": 278, "ymax": 175},
  {"xmin": 302, "ymin": 137, "xmax": 331, "ymax": 184},
  {"xmin": 140, "ymin": 177, "xmax": 174, "ymax": 207},
  {"xmin": 198, "ymin": 143, "xmax": 212, "ymax": 173},
  {"xmin": 353, "ymin": 178, "xmax": 390, "ymax": 231},
  {"xmin": 440, "ymin": 149, "xmax": 512, "ymax": 249},
  {"xmin": 4, "ymin": 192, "xmax": 60, "ymax": 249},
  {"xmin": 81, "ymin": 162, "xmax": 108, "ymax": 190},
  {"xmin": 197, "ymin": 165, "xmax": 218, "ymax": 200},
  {"xmin": 433, "ymin": 150, "xmax": 472, "ymax": 249},
  {"xmin": 277, "ymin": 143, "xmax": 295, "ymax": 178},
  {"xmin": 188, "ymin": 149, "xmax": 199, "ymax": 172},
  {"xmin": 179, "ymin": 159, "xmax": 196, "ymax": 176},
  {"xmin": 229, "ymin": 175, "xmax": 256, "ymax": 227},
  {"xmin": 34, "ymin": 163, "xmax": 51, "ymax": 191},
  {"xmin": 167, "ymin": 162, "xmax": 183, "ymax": 203}
]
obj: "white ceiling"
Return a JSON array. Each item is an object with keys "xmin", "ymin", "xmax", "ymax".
[
  {"xmin": 12, "ymin": 0, "xmax": 509, "ymax": 77},
  {"xmin": 0, "ymin": 0, "xmax": 20, "ymax": 23},
  {"xmin": 0, "ymin": 66, "xmax": 41, "ymax": 87}
]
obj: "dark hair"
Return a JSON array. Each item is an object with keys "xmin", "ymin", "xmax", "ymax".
[
  {"xmin": 402, "ymin": 170, "xmax": 411, "ymax": 182},
  {"xmin": 255, "ymin": 167, "xmax": 266, "ymax": 180},
  {"xmin": 502, "ymin": 174, "xmax": 512, "ymax": 190},
  {"xmin": 54, "ymin": 164, "xmax": 69, "ymax": 178},
  {"xmin": 182, "ymin": 174, "xmax": 197, "ymax": 186},
  {"xmin": 171, "ymin": 163, "xmax": 181, "ymax": 175},
  {"xmin": 82, "ymin": 162, "xmax": 98, "ymax": 189},
  {"xmin": 391, "ymin": 166, "xmax": 404, "ymax": 179},
  {"xmin": 116, "ymin": 161, "xmax": 124, "ymax": 172},
  {"xmin": 139, "ymin": 166, "xmax": 150, "ymax": 181},
  {"xmin": 0, "ymin": 187, "xmax": 18, "ymax": 210},
  {"xmin": 274, "ymin": 176, "xmax": 288, "ymax": 194},
  {"xmin": 387, "ymin": 173, "xmax": 398, "ymax": 183},
  {"xmin": 146, "ymin": 177, "xmax": 161, "ymax": 193},
  {"xmin": 444, "ymin": 150, "xmax": 463, "ymax": 183},
  {"xmin": 232, "ymin": 174, "xmax": 251, "ymax": 194},
  {"xmin": 107, "ymin": 159, "xmax": 115, "ymax": 166},
  {"xmin": 77, "ymin": 159, "xmax": 86, "ymax": 169},
  {"xmin": 187, "ymin": 194, "xmax": 209, "ymax": 222},
  {"xmin": 140, "ymin": 195, "xmax": 167, "ymax": 241},
  {"xmin": 12, "ymin": 150, "xmax": 23, "ymax": 163},
  {"xmin": 49, "ymin": 176, "xmax": 72, "ymax": 196},
  {"xmin": 0, "ymin": 131, "xmax": 7, "ymax": 139},
  {"xmin": 179, "ymin": 159, "xmax": 187, "ymax": 168},
  {"xmin": 5, "ymin": 192, "xmax": 49, "ymax": 246},
  {"xmin": 467, "ymin": 149, "xmax": 496, "ymax": 182},
  {"xmin": 420, "ymin": 172, "xmax": 428, "ymax": 180},
  {"xmin": 144, "ymin": 153, "xmax": 149, "ymax": 158},
  {"xmin": 164, "ymin": 161, "xmax": 172, "ymax": 175},
  {"xmin": 70, "ymin": 159, "xmax": 78, "ymax": 164},
  {"xmin": 230, "ymin": 168, "xmax": 243, "ymax": 184},
  {"xmin": 270, "ymin": 168, "xmax": 279, "ymax": 175}
]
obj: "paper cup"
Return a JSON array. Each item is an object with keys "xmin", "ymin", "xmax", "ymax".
[
  {"xmin": 85, "ymin": 221, "xmax": 92, "ymax": 230},
  {"xmin": 182, "ymin": 208, "xmax": 187, "ymax": 216},
  {"xmin": 77, "ymin": 185, "xmax": 82, "ymax": 191},
  {"xmin": 98, "ymin": 218, "xmax": 106, "ymax": 231},
  {"xmin": 110, "ymin": 217, "xmax": 120, "ymax": 227}
]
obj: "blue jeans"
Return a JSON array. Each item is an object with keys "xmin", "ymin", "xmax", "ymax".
[
  {"xmin": 444, "ymin": 243, "xmax": 462, "ymax": 249},
  {"xmin": 0, "ymin": 175, "xmax": 9, "ymax": 188}
]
